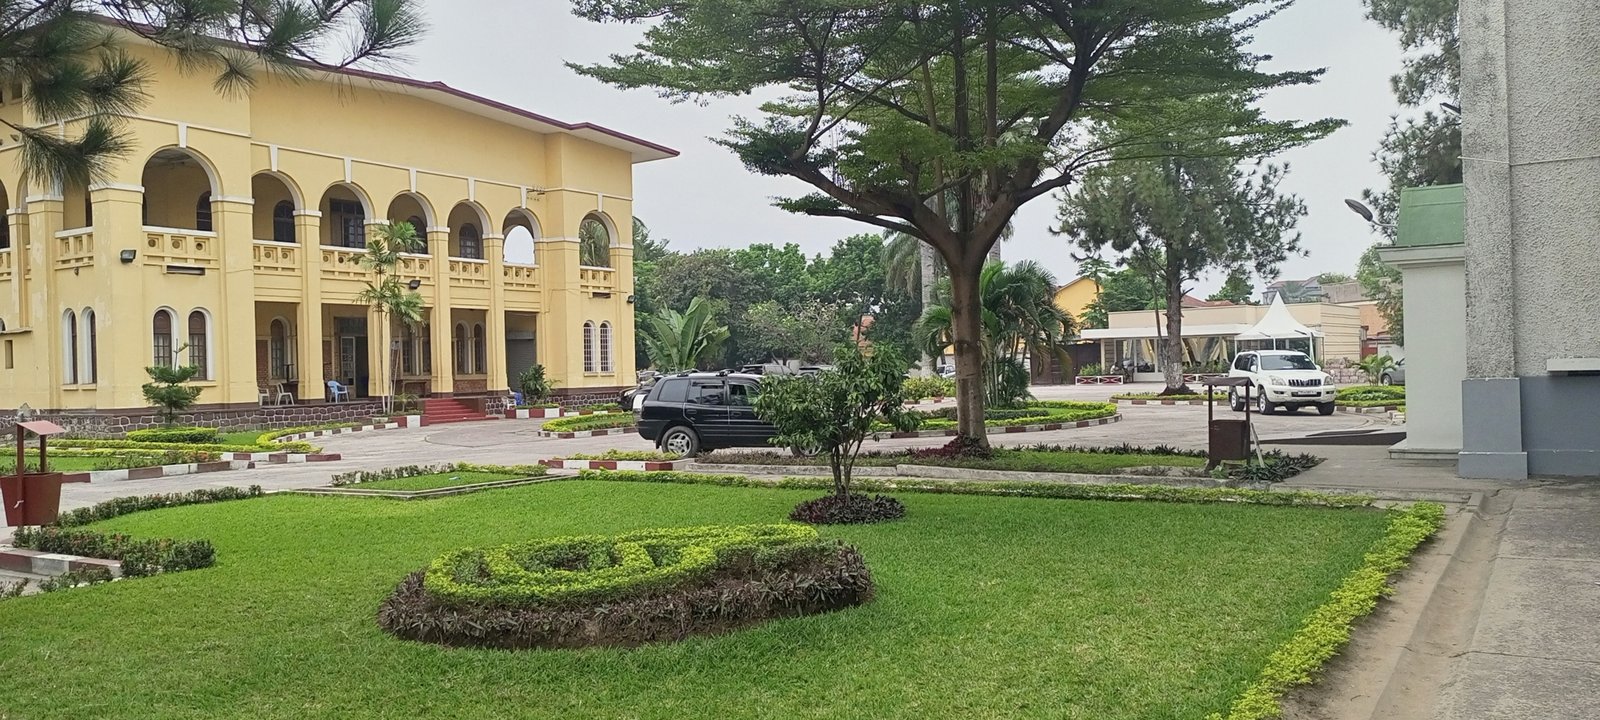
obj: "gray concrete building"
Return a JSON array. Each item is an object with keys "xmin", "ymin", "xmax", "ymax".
[{"xmin": 1455, "ymin": 0, "xmax": 1600, "ymax": 478}]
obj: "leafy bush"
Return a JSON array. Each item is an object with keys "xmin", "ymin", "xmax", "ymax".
[
  {"xmin": 910, "ymin": 435, "xmax": 999, "ymax": 460},
  {"xmin": 88, "ymin": 450, "xmax": 217, "ymax": 471},
  {"xmin": 1227, "ymin": 452, "xmax": 1325, "ymax": 484},
  {"xmin": 380, "ymin": 541, "xmax": 873, "ymax": 650},
  {"xmin": 1336, "ymin": 385, "xmax": 1406, "ymax": 406},
  {"xmin": 53, "ymin": 438, "xmax": 316, "ymax": 454},
  {"xmin": 567, "ymin": 450, "xmax": 678, "ymax": 461},
  {"xmin": 1078, "ymin": 363, "xmax": 1105, "ymax": 376},
  {"xmin": 330, "ymin": 463, "xmax": 545, "ymax": 487},
  {"xmin": 141, "ymin": 364, "xmax": 204, "ymax": 425},
  {"xmin": 573, "ymin": 470, "xmax": 1378, "ymax": 509},
  {"xmin": 897, "ymin": 401, "xmax": 1118, "ymax": 430},
  {"xmin": 54, "ymin": 486, "xmax": 264, "ymax": 527},
  {"xmin": 1353, "ymin": 354, "xmax": 1397, "ymax": 385},
  {"xmin": 1, "ymin": 579, "xmax": 26, "ymax": 599},
  {"xmin": 516, "ymin": 364, "xmax": 556, "ymax": 405},
  {"xmin": 38, "ymin": 566, "xmax": 115, "ymax": 593},
  {"xmin": 1208, "ymin": 503, "xmax": 1444, "ymax": 720},
  {"xmin": 422, "ymin": 524, "xmax": 825, "ymax": 608},
  {"xmin": 12, "ymin": 527, "xmax": 215, "ymax": 577},
  {"xmin": 789, "ymin": 494, "xmax": 906, "ymax": 525},
  {"xmin": 902, "ymin": 376, "xmax": 956, "ymax": 401},
  {"xmin": 125, "ymin": 427, "xmax": 219, "ymax": 444},
  {"xmin": 542, "ymin": 414, "xmax": 637, "ymax": 433}
]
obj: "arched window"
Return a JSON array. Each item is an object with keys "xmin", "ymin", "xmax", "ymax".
[
  {"xmin": 83, "ymin": 308, "xmax": 97, "ymax": 384},
  {"xmin": 196, "ymin": 192, "xmax": 213, "ymax": 232},
  {"xmin": 407, "ymin": 216, "xmax": 426, "ymax": 246},
  {"xmin": 458, "ymin": 223, "xmax": 482, "ymax": 260},
  {"xmin": 153, "ymin": 309, "xmax": 174, "ymax": 368},
  {"xmin": 453, "ymin": 323, "xmax": 468, "ymax": 375},
  {"xmin": 272, "ymin": 201, "xmax": 295, "ymax": 243},
  {"xmin": 472, "ymin": 323, "xmax": 486, "ymax": 374},
  {"xmin": 579, "ymin": 215, "xmax": 612, "ymax": 268},
  {"xmin": 188, "ymin": 310, "xmax": 210, "ymax": 380},
  {"xmin": 582, "ymin": 321, "xmax": 596, "ymax": 373},
  {"xmin": 62, "ymin": 310, "xmax": 78, "ymax": 384},
  {"xmin": 598, "ymin": 322, "xmax": 613, "ymax": 373},
  {"xmin": 401, "ymin": 324, "xmax": 416, "ymax": 375},
  {"xmin": 269, "ymin": 319, "xmax": 289, "ymax": 380}
]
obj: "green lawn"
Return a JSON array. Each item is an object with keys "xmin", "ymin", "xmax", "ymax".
[
  {"xmin": 344, "ymin": 471, "xmax": 525, "ymax": 491},
  {"xmin": 708, "ymin": 448, "xmax": 1207, "ymax": 474},
  {"xmin": 216, "ymin": 430, "xmax": 268, "ymax": 446},
  {"xmin": 0, "ymin": 481, "xmax": 1390, "ymax": 720}
]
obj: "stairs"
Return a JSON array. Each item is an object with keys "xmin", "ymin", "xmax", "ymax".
[{"xmin": 421, "ymin": 398, "xmax": 500, "ymax": 426}]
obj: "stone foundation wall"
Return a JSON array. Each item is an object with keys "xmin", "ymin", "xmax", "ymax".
[{"xmin": 0, "ymin": 401, "xmax": 388, "ymax": 438}]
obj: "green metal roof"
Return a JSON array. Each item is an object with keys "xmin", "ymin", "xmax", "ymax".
[{"xmin": 1396, "ymin": 183, "xmax": 1464, "ymax": 247}]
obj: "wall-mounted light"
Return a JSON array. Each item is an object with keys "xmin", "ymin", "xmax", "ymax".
[
  {"xmin": 407, "ymin": 278, "xmax": 422, "ymax": 290},
  {"xmin": 626, "ymin": 294, "xmax": 636, "ymax": 305},
  {"xmin": 119, "ymin": 249, "xmax": 137, "ymax": 264}
]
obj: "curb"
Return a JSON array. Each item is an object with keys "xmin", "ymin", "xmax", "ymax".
[
  {"xmin": 534, "ymin": 426, "xmax": 638, "ymax": 439},
  {"xmin": 294, "ymin": 475, "xmax": 554, "ymax": 500},
  {"xmin": 505, "ymin": 408, "xmax": 624, "ymax": 420},
  {"xmin": 876, "ymin": 414, "xmax": 1120, "ymax": 440},
  {"xmin": 0, "ymin": 547, "xmax": 122, "ymax": 578},
  {"xmin": 1113, "ymin": 398, "xmax": 1214, "ymax": 406},
  {"xmin": 1337, "ymin": 405, "xmax": 1404, "ymax": 414},
  {"xmin": 541, "ymin": 459, "xmax": 684, "ymax": 471},
  {"xmin": 61, "ymin": 459, "xmax": 256, "ymax": 484},
  {"xmin": 681, "ymin": 461, "xmax": 1216, "ymax": 488},
  {"xmin": 271, "ymin": 417, "xmax": 421, "ymax": 443},
  {"xmin": 217, "ymin": 452, "xmax": 342, "ymax": 463}
]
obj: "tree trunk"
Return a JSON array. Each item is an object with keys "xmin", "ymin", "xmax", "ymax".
[
  {"xmin": 1161, "ymin": 278, "xmax": 1192, "ymax": 395},
  {"xmin": 919, "ymin": 242, "xmax": 938, "ymax": 376},
  {"xmin": 948, "ymin": 258, "xmax": 989, "ymax": 447}
]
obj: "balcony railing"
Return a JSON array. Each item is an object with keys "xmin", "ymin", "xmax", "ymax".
[
  {"xmin": 56, "ymin": 229, "xmax": 94, "ymax": 271},
  {"xmin": 0, "ymin": 248, "xmax": 11, "ymax": 281},
  {"xmin": 579, "ymin": 265, "xmax": 616, "ymax": 293},
  {"xmin": 320, "ymin": 246, "xmax": 368, "ymax": 281},
  {"xmin": 144, "ymin": 227, "xmax": 218, "ymax": 268},
  {"xmin": 449, "ymin": 258, "xmax": 490, "ymax": 288},
  {"xmin": 399, "ymin": 253, "xmax": 433, "ymax": 287},
  {"xmin": 503, "ymin": 263, "xmax": 538, "ymax": 291},
  {"xmin": 252, "ymin": 241, "xmax": 301, "ymax": 275}
]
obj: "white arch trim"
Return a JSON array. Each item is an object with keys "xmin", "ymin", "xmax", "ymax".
[
  {"xmin": 252, "ymin": 170, "xmax": 306, "ymax": 210},
  {"xmin": 144, "ymin": 145, "xmax": 223, "ymax": 196}
]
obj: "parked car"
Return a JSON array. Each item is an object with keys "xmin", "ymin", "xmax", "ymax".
[
  {"xmin": 1381, "ymin": 358, "xmax": 1406, "ymax": 386},
  {"xmin": 1226, "ymin": 350, "xmax": 1337, "ymax": 416},
  {"xmin": 637, "ymin": 371, "xmax": 783, "ymax": 457}
]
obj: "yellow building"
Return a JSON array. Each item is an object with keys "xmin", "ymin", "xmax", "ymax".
[
  {"xmin": 0, "ymin": 34, "xmax": 674, "ymax": 423},
  {"xmin": 1051, "ymin": 276, "xmax": 1100, "ymax": 325}
]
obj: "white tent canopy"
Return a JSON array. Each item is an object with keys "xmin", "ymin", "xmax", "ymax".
[{"xmin": 1235, "ymin": 295, "xmax": 1323, "ymax": 341}]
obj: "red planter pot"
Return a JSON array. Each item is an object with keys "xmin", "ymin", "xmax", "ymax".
[{"xmin": 1, "ymin": 472, "xmax": 64, "ymax": 526}]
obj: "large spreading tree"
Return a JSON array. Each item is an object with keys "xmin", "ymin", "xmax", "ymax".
[
  {"xmin": 2, "ymin": 1, "xmax": 422, "ymax": 186},
  {"xmin": 1057, "ymin": 155, "xmax": 1307, "ymax": 394},
  {"xmin": 570, "ymin": 0, "xmax": 1338, "ymax": 446}
]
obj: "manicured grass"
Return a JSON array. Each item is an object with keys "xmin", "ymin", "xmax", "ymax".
[
  {"xmin": 0, "ymin": 454, "xmax": 109, "ymax": 472},
  {"xmin": 346, "ymin": 471, "xmax": 525, "ymax": 491},
  {"xmin": 215, "ymin": 430, "xmax": 268, "ymax": 446},
  {"xmin": 0, "ymin": 481, "xmax": 1391, "ymax": 720},
  {"xmin": 706, "ymin": 448, "xmax": 1206, "ymax": 474}
]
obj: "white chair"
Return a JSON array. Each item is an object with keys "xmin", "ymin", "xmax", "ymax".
[
  {"xmin": 326, "ymin": 380, "xmax": 351, "ymax": 403},
  {"xmin": 273, "ymin": 382, "xmax": 294, "ymax": 406},
  {"xmin": 258, "ymin": 387, "xmax": 271, "ymax": 406}
]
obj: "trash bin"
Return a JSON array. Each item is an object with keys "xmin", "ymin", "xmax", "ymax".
[
  {"xmin": 1208, "ymin": 419, "xmax": 1251, "ymax": 465},
  {"xmin": 1, "ymin": 472, "xmax": 64, "ymax": 526}
]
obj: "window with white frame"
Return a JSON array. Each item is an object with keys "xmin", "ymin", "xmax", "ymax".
[
  {"xmin": 272, "ymin": 201, "xmax": 296, "ymax": 243},
  {"xmin": 62, "ymin": 309, "xmax": 78, "ymax": 384},
  {"xmin": 458, "ymin": 223, "xmax": 482, "ymax": 260},
  {"xmin": 153, "ymin": 309, "xmax": 174, "ymax": 368},
  {"xmin": 599, "ymin": 322, "xmax": 613, "ymax": 373},
  {"xmin": 582, "ymin": 321, "xmax": 596, "ymax": 373},
  {"xmin": 269, "ymin": 318, "xmax": 290, "ymax": 380},
  {"xmin": 83, "ymin": 308, "xmax": 97, "ymax": 384},
  {"xmin": 196, "ymin": 192, "xmax": 213, "ymax": 232},
  {"xmin": 188, "ymin": 310, "xmax": 210, "ymax": 380}
]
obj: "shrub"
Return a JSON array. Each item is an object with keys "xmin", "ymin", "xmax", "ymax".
[
  {"xmin": 330, "ymin": 463, "xmax": 546, "ymax": 487},
  {"xmin": 567, "ymin": 450, "xmax": 678, "ymax": 461},
  {"xmin": 141, "ymin": 364, "xmax": 204, "ymax": 425},
  {"xmin": 380, "ymin": 540, "xmax": 873, "ymax": 649},
  {"xmin": 542, "ymin": 414, "xmax": 637, "ymax": 433},
  {"xmin": 422, "ymin": 524, "xmax": 826, "ymax": 608},
  {"xmin": 38, "ymin": 566, "xmax": 115, "ymax": 593},
  {"xmin": 1, "ymin": 579, "xmax": 26, "ymax": 599},
  {"xmin": 12, "ymin": 527, "xmax": 215, "ymax": 577},
  {"xmin": 897, "ymin": 401, "xmax": 1117, "ymax": 430},
  {"xmin": 902, "ymin": 376, "xmax": 956, "ymax": 401},
  {"xmin": 1078, "ymin": 363, "xmax": 1105, "ymax": 376},
  {"xmin": 53, "ymin": 438, "xmax": 317, "ymax": 454},
  {"xmin": 910, "ymin": 435, "xmax": 997, "ymax": 460},
  {"xmin": 789, "ymin": 494, "xmax": 906, "ymax": 525},
  {"xmin": 1228, "ymin": 451, "xmax": 1324, "ymax": 485},
  {"xmin": 88, "ymin": 450, "xmax": 217, "ymax": 471},
  {"xmin": 1336, "ymin": 385, "xmax": 1406, "ymax": 406},
  {"xmin": 516, "ymin": 364, "xmax": 556, "ymax": 405},
  {"xmin": 125, "ymin": 427, "xmax": 219, "ymax": 444},
  {"xmin": 54, "ymin": 486, "xmax": 264, "ymax": 527}
]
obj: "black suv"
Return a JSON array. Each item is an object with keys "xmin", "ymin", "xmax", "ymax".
[{"xmin": 637, "ymin": 371, "xmax": 778, "ymax": 457}]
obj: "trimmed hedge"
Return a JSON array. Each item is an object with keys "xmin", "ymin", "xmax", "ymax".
[
  {"xmin": 567, "ymin": 450, "xmax": 678, "ymax": 461},
  {"xmin": 902, "ymin": 376, "xmax": 956, "ymax": 401},
  {"xmin": 380, "ymin": 541, "xmax": 873, "ymax": 649},
  {"xmin": 571, "ymin": 470, "xmax": 1377, "ymax": 509},
  {"xmin": 1335, "ymin": 385, "xmax": 1406, "ymax": 406},
  {"xmin": 542, "ymin": 413, "xmax": 636, "ymax": 433},
  {"xmin": 54, "ymin": 438, "xmax": 317, "ymax": 454},
  {"xmin": 1208, "ymin": 502, "xmax": 1445, "ymax": 720},
  {"xmin": 125, "ymin": 427, "xmax": 220, "ymax": 443},
  {"xmin": 331, "ymin": 463, "xmax": 546, "ymax": 487},
  {"xmin": 54, "ymin": 486, "xmax": 265, "ymax": 527},
  {"xmin": 12, "ymin": 526, "xmax": 215, "ymax": 577},
  {"xmin": 423, "ymin": 524, "xmax": 825, "ymax": 609},
  {"xmin": 896, "ymin": 401, "xmax": 1117, "ymax": 431}
]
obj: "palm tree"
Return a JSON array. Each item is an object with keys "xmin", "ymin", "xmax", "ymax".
[
  {"xmin": 640, "ymin": 297, "xmax": 730, "ymax": 372},
  {"xmin": 357, "ymin": 222, "xmax": 426, "ymax": 415},
  {"xmin": 914, "ymin": 261, "xmax": 1076, "ymax": 406},
  {"xmin": 3, "ymin": 2, "xmax": 423, "ymax": 187}
]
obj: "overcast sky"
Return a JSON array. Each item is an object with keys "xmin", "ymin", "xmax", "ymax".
[{"xmin": 405, "ymin": 1, "xmax": 1406, "ymax": 295}]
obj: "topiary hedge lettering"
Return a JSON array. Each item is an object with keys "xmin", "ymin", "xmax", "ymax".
[{"xmin": 380, "ymin": 524, "xmax": 874, "ymax": 649}]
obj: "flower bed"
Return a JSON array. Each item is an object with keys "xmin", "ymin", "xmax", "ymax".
[{"xmin": 380, "ymin": 524, "xmax": 873, "ymax": 649}]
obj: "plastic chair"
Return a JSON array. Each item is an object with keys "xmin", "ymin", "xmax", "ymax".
[
  {"xmin": 326, "ymin": 380, "xmax": 351, "ymax": 403},
  {"xmin": 258, "ymin": 387, "xmax": 271, "ymax": 406},
  {"xmin": 274, "ymin": 382, "xmax": 295, "ymax": 406}
]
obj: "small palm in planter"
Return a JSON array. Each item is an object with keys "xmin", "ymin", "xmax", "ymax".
[{"xmin": 754, "ymin": 345, "xmax": 919, "ymax": 524}]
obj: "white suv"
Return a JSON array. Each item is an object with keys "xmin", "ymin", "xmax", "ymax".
[{"xmin": 1227, "ymin": 350, "xmax": 1337, "ymax": 415}]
